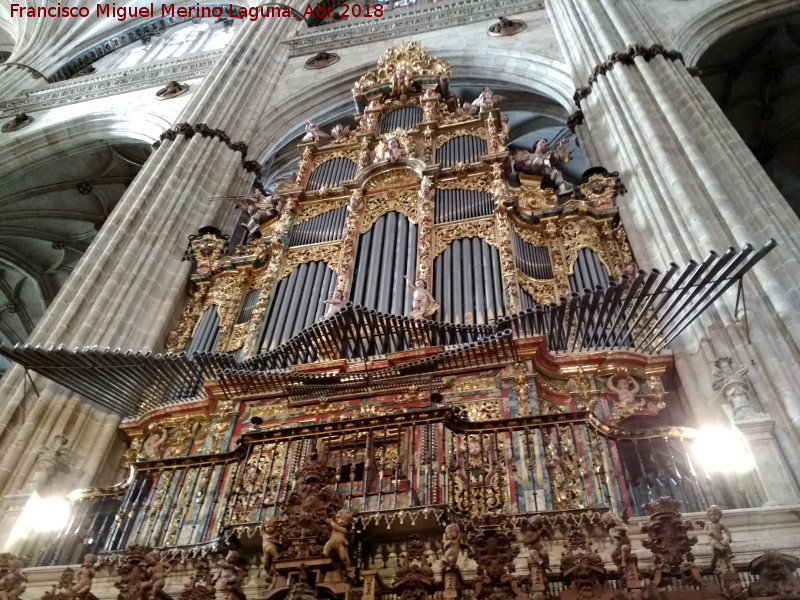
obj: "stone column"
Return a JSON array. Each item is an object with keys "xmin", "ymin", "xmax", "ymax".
[
  {"xmin": 547, "ymin": 0, "xmax": 800, "ymax": 491},
  {"xmin": 0, "ymin": 11, "xmax": 302, "ymax": 515}
]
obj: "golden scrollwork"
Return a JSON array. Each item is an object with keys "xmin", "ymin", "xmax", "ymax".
[
  {"xmin": 336, "ymin": 190, "xmax": 362, "ymax": 293},
  {"xmin": 166, "ymin": 281, "xmax": 210, "ymax": 352},
  {"xmin": 363, "ymin": 167, "xmax": 419, "ymax": 191},
  {"xmin": 295, "ymin": 197, "xmax": 348, "ymax": 224},
  {"xmin": 206, "ymin": 268, "xmax": 251, "ymax": 351},
  {"xmin": 279, "ymin": 241, "xmax": 342, "ymax": 282},
  {"xmin": 463, "ymin": 400, "xmax": 501, "ymax": 421},
  {"xmin": 433, "ymin": 217, "xmax": 495, "ymax": 258},
  {"xmin": 362, "ymin": 188, "xmax": 418, "ymax": 230},
  {"xmin": 485, "ymin": 113, "xmax": 504, "ymax": 154},
  {"xmin": 296, "ymin": 147, "xmax": 314, "ymax": 186},
  {"xmin": 312, "ymin": 147, "xmax": 361, "ymax": 170},
  {"xmin": 517, "ymin": 270, "xmax": 557, "ymax": 306},
  {"xmin": 240, "ymin": 203, "xmax": 296, "ymax": 356},
  {"xmin": 561, "ymin": 218, "xmax": 616, "ymax": 277},
  {"xmin": 435, "ymin": 127, "xmax": 485, "ymax": 150},
  {"xmin": 512, "ymin": 362, "xmax": 531, "ymax": 417},
  {"xmin": 352, "ymin": 42, "xmax": 451, "ymax": 93},
  {"xmin": 436, "ymin": 173, "xmax": 491, "ymax": 192},
  {"xmin": 376, "ymin": 444, "xmax": 399, "ymax": 470},
  {"xmin": 577, "ymin": 173, "xmax": 620, "ymax": 209},
  {"xmin": 516, "ymin": 185, "xmax": 558, "ymax": 211},
  {"xmin": 248, "ymin": 403, "xmax": 290, "ymax": 421},
  {"xmin": 305, "ymin": 401, "xmax": 347, "ymax": 415},
  {"xmin": 121, "ymin": 435, "xmax": 142, "ymax": 469},
  {"xmin": 417, "ymin": 176, "xmax": 435, "ymax": 281},
  {"xmin": 437, "ymin": 105, "xmax": 476, "ymax": 126},
  {"xmin": 494, "ymin": 211, "xmax": 519, "ymax": 313},
  {"xmin": 449, "ymin": 377, "xmax": 498, "ymax": 393}
]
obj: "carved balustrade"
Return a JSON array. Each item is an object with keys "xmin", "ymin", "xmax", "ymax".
[{"xmin": 31, "ymin": 409, "xmax": 758, "ymax": 567}]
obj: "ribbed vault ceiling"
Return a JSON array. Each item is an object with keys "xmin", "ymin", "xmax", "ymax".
[{"xmin": 0, "ymin": 142, "xmax": 150, "ymax": 370}]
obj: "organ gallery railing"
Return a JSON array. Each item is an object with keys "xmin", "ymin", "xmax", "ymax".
[{"xmin": 34, "ymin": 408, "xmax": 759, "ymax": 567}]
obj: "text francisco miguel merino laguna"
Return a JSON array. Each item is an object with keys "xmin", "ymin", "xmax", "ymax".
[{"xmin": 9, "ymin": 2, "xmax": 381, "ymax": 21}]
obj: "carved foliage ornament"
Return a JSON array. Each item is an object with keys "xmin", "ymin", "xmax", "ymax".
[
  {"xmin": 279, "ymin": 242, "xmax": 342, "ymax": 282},
  {"xmin": 353, "ymin": 42, "xmax": 451, "ymax": 93},
  {"xmin": 433, "ymin": 217, "xmax": 495, "ymax": 258},
  {"xmin": 362, "ymin": 189, "xmax": 418, "ymax": 230},
  {"xmin": 465, "ymin": 516, "xmax": 526, "ymax": 600}
]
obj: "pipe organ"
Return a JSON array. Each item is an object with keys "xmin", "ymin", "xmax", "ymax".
[{"xmin": 4, "ymin": 44, "xmax": 783, "ymax": 600}]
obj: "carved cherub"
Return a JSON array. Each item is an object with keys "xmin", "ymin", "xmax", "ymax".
[
  {"xmin": 141, "ymin": 427, "xmax": 169, "ymax": 461},
  {"xmin": 324, "ymin": 509, "xmax": 353, "ymax": 571},
  {"xmin": 392, "ymin": 66, "xmax": 413, "ymax": 97},
  {"xmin": 302, "ymin": 121, "xmax": 329, "ymax": 143},
  {"xmin": 377, "ymin": 136, "xmax": 405, "ymax": 163},
  {"xmin": 140, "ymin": 551, "xmax": 171, "ymax": 600},
  {"xmin": 0, "ymin": 559, "xmax": 26, "ymax": 600},
  {"xmin": 330, "ymin": 124, "xmax": 350, "ymax": 141},
  {"xmin": 441, "ymin": 523, "xmax": 461, "ymax": 572},
  {"xmin": 235, "ymin": 189, "xmax": 282, "ymax": 237},
  {"xmin": 405, "ymin": 277, "xmax": 438, "ymax": 318},
  {"xmin": 513, "ymin": 139, "xmax": 572, "ymax": 196},
  {"xmin": 72, "ymin": 554, "xmax": 98, "ymax": 600},
  {"xmin": 522, "ymin": 515, "xmax": 551, "ymax": 570},
  {"xmin": 607, "ymin": 373, "xmax": 640, "ymax": 406},
  {"xmin": 418, "ymin": 176, "xmax": 434, "ymax": 202},
  {"xmin": 470, "ymin": 87, "xmax": 503, "ymax": 112},
  {"xmin": 704, "ymin": 505, "xmax": 732, "ymax": 559},
  {"xmin": 601, "ymin": 512, "xmax": 632, "ymax": 568},
  {"xmin": 320, "ymin": 290, "xmax": 345, "ymax": 319},
  {"xmin": 261, "ymin": 517, "xmax": 281, "ymax": 576},
  {"xmin": 214, "ymin": 550, "xmax": 243, "ymax": 594}
]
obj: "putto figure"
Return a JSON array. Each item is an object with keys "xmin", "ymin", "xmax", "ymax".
[
  {"xmin": 704, "ymin": 505, "xmax": 733, "ymax": 559},
  {"xmin": 214, "ymin": 550, "xmax": 243, "ymax": 595},
  {"xmin": 324, "ymin": 509, "xmax": 354, "ymax": 571},
  {"xmin": 320, "ymin": 290, "xmax": 345, "ymax": 319},
  {"xmin": 302, "ymin": 120, "xmax": 329, "ymax": 143},
  {"xmin": 378, "ymin": 136, "xmax": 405, "ymax": 163},
  {"xmin": 261, "ymin": 517, "xmax": 281, "ymax": 576},
  {"xmin": 471, "ymin": 86, "xmax": 501, "ymax": 112},
  {"xmin": 405, "ymin": 277, "xmax": 438, "ymax": 318},
  {"xmin": 522, "ymin": 515, "xmax": 551, "ymax": 570},
  {"xmin": 72, "ymin": 554, "xmax": 98, "ymax": 600},
  {"xmin": 441, "ymin": 523, "xmax": 461, "ymax": 572},
  {"xmin": 513, "ymin": 138, "xmax": 572, "ymax": 196},
  {"xmin": 0, "ymin": 559, "xmax": 26, "ymax": 600},
  {"xmin": 140, "ymin": 551, "xmax": 171, "ymax": 600},
  {"xmin": 234, "ymin": 189, "xmax": 282, "ymax": 238},
  {"xmin": 607, "ymin": 373, "xmax": 640, "ymax": 406},
  {"xmin": 601, "ymin": 512, "xmax": 632, "ymax": 568}
]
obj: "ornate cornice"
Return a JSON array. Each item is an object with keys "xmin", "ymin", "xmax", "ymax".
[
  {"xmin": 285, "ymin": 0, "xmax": 544, "ymax": 57},
  {"xmin": 573, "ymin": 44, "xmax": 699, "ymax": 108},
  {"xmin": 0, "ymin": 50, "xmax": 223, "ymax": 117}
]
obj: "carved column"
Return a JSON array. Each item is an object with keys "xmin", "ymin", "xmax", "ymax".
[
  {"xmin": 0, "ymin": 10, "xmax": 304, "ymax": 529},
  {"xmin": 337, "ymin": 190, "xmax": 364, "ymax": 294},
  {"xmin": 416, "ymin": 177, "xmax": 435, "ymax": 283},
  {"xmin": 548, "ymin": 0, "xmax": 800, "ymax": 486}
]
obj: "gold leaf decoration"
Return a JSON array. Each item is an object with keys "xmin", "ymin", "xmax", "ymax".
[
  {"xmin": 352, "ymin": 42, "xmax": 451, "ymax": 93},
  {"xmin": 433, "ymin": 217, "xmax": 495, "ymax": 258}
]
